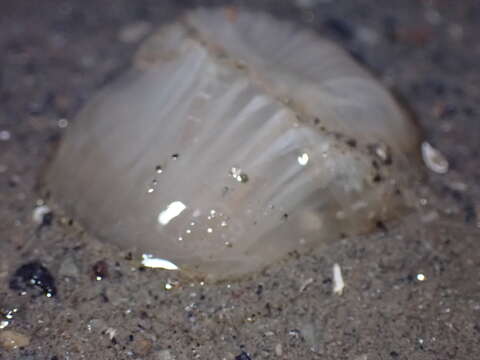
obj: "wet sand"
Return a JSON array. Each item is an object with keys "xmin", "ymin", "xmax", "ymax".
[{"xmin": 1, "ymin": 1, "xmax": 479, "ymax": 359}]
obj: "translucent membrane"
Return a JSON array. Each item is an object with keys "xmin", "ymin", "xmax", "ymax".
[{"xmin": 45, "ymin": 8, "xmax": 421, "ymax": 280}]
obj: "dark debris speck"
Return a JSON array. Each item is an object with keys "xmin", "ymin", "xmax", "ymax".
[
  {"xmin": 324, "ymin": 18, "xmax": 354, "ymax": 41},
  {"xmin": 235, "ymin": 351, "xmax": 252, "ymax": 360},
  {"xmin": 346, "ymin": 138, "xmax": 357, "ymax": 148},
  {"xmin": 9, "ymin": 261, "xmax": 57, "ymax": 297},
  {"xmin": 91, "ymin": 259, "xmax": 109, "ymax": 281},
  {"xmin": 41, "ymin": 211, "xmax": 54, "ymax": 227}
]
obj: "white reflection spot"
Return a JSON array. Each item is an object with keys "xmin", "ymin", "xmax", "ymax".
[
  {"xmin": 158, "ymin": 201, "xmax": 186, "ymax": 225},
  {"xmin": 297, "ymin": 153, "xmax": 309, "ymax": 166},
  {"xmin": 417, "ymin": 273, "xmax": 426, "ymax": 281},
  {"xmin": 230, "ymin": 167, "xmax": 249, "ymax": 183},
  {"xmin": 141, "ymin": 254, "xmax": 179, "ymax": 270}
]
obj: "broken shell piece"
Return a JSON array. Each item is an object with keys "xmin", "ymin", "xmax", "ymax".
[
  {"xmin": 421, "ymin": 141, "xmax": 449, "ymax": 174},
  {"xmin": 45, "ymin": 8, "xmax": 421, "ymax": 280},
  {"xmin": 32, "ymin": 205, "xmax": 52, "ymax": 225},
  {"xmin": 332, "ymin": 263, "xmax": 345, "ymax": 295}
]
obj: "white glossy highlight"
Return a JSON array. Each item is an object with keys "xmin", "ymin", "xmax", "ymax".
[
  {"xmin": 158, "ymin": 201, "xmax": 187, "ymax": 225},
  {"xmin": 297, "ymin": 153, "xmax": 309, "ymax": 166},
  {"xmin": 141, "ymin": 254, "xmax": 179, "ymax": 270}
]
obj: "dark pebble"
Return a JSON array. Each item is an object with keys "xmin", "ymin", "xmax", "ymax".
[
  {"xmin": 383, "ymin": 16, "xmax": 397, "ymax": 43},
  {"xmin": 235, "ymin": 352, "xmax": 252, "ymax": 360},
  {"xmin": 324, "ymin": 18, "xmax": 354, "ymax": 41},
  {"xmin": 27, "ymin": 91, "xmax": 54, "ymax": 115},
  {"xmin": 41, "ymin": 211, "xmax": 54, "ymax": 227},
  {"xmin": 464, "ymin": 203, "xmax": 477, "ymax": 224},
  {"xmin": 91, "ymin": 259, "xmax": 109, "ymax": 281},
  {"xmin": 9, "ymin": 261, "xmax": 57, "ymax": 297},
  {"xmin": 440, "ymin": 104, "xmax": 458, "ymax": 119},
  {"xmin": 464, "ymin": 106, "xmax": 475, "ymax": 117}
]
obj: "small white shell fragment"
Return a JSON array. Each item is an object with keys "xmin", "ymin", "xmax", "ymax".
[
  {"xmin": 299, "ymin": 277, "xmax": 314, "ymax": 292},
  {"xmin": 32, "ymin": 205, "xmax": 51, "ymax": 224},
  {"xmin": 105, "ymin": 327, "xmax": 118, "ymax": 340},
  {"xmin": 155, "ymin": 349, "xmax": 176, "ymax": 360},
  {"xmin": 0, "ymin": 130, "xmax": 11, "ymax": 141},
  {"xmin": 275, "ymin": 343, "xmax": 283, "ymax": 356},
  {"xmin": 332, "ymin": 263, "xmax": 345, "ymax": 295},
  {"xmin": 45, "ymin": 8, "xmax": 421, "ymax": 280},
  {"xmin": 141, "ymin": 254, "xmax": 179, "ymax": 270},
  {"xmin": 421, "ymin": 141, "xmax": 449, "ymax": 174}
]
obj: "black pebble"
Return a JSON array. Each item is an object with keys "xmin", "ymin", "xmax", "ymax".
[
  {"xmin": 235, "ymin": 352, "xmax": 252, "ymax": 360},
  {"xmin": 324, "ymin": 18, "xmax": 354, "ymax": 41},
  {"xmin": 41, "ymin": 211, "xmax": 54, "ymax": 226},
  {"xmin": 91, "ymin": 259, "xmax": 109, "ymax": 281},
  {"xmin": 9, "ymin": 261, "xmax": 57, "ymax": 297},
  {"xmin": 464, "ymin": 203, "xmax": 477, "ymax": 224}
]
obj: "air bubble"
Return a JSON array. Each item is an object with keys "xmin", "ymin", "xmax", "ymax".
[
  {"xmin": 230, "ymin": 167, "xmax": 249, "ymax": 183},
  {"xmin": 147, "ymin": 179, "xmax": 158, "ymax": 194},
  {"xmin": 297, "ymin": 153, "xmax": 309, "ymax": 166},
  {"xmin": 370, "ymin": 143, "xmax": 392, "ymax": 164},
  {"xmin": 57, "ymin": 119, "xmax": 69, "ymax": 128}
]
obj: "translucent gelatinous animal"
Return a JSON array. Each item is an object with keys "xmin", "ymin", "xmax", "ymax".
[{"xmin": 45, "ymin": 8, "xmax": 421, "ymax": 280}]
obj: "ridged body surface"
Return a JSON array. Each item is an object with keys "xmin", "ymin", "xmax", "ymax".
[{"xmin": 46, "ymin": 8, "xmax": 420, "ymax": 279}]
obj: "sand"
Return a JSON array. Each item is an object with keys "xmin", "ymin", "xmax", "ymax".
[{"xmin": 0, "ymin": 1, "xmax": 479, "ymax": 359}]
